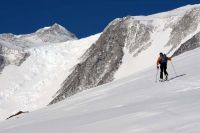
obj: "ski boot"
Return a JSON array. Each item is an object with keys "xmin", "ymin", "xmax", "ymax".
[
  {"xmin": 159, "ymin": 79, "xmax": 164, "ymax": 82},
  {"xmin": 165, "ymin": 74, "xmax": 168, "ymax": 81}
]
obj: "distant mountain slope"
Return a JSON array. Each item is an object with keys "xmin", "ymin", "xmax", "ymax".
[
  {"xmin": 0, "ymin": 23, "xmax": 77, "ymax": 48},
  {"xmin": 0, "ymin": 23, "xmax": 77, "ymax": 72},
  {"xmin": 0, "ymin": 44, "xmax": 29, "ymax": 72},
  {"xmin": 173, "ymin": 31, "xmax": 200, "ymax": 56},
  {"xmin": 50, "ymin": 4, "xmax": 200, "ymax": 104},
  {"xmin": 0, "ymin": 23, "xmax": 100, "ymax": 120}
]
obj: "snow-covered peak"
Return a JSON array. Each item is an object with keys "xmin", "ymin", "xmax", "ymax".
[
  {"xmin": 51, "ymin": 23, "xmax": 70, "ymax": 32},
  {"xmin": 36, "ymin": 23, "xmax": 77, "ymax": 39},
  {"xmin": 31, "ymin": 23, "xmax": 78, "ymax": 43},
  {"xmin": 134, "ymin": 4, "xmax": 200, "ymax": 20},
  {"xmin": 0, "ymin": 23, "xmax": 78, "ymax": 48}
]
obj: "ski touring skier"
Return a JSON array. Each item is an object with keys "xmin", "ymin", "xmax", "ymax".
[{"xmin": 156, "ymin": 52, "xmax": 172, "ymax": 82}]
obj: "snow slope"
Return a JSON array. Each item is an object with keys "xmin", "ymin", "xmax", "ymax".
[
  {"xmin": 50, "ymin": 4, "xmax": 200, "ymax": 104},
  {"xmin": 115, "ymin": 4, "xmax": 200, "ymax": 79},
  {"xmin": 0, "ymin": 33, "xmax": 100, "ymax": 120},
  {"xmin": 0, "ymin": 47, "xmax": 199, "ymax": 132}
]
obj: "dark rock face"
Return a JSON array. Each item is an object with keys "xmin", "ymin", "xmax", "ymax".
[
  {"xmin": 17, "ymin": 53, "xmax": 30, "ymax": 66},
  {"xmin": 49, "ymin": 19, "xmax": 127, "ymax": 104},
  {"xmin": 0, "ymin": 46, "xmax": 6, "ymax": 72},
  {"xmin": 6, "ymin": 111, "xmax": 29, "ymax": 120},
  {"xmin": 0, "ymin": 45, "xmax": 30, "ymax": 72},
  {"xmin": 166, "ymin": 7, "xmax": 200, "ymax": 53},
  {"xmin": 49, "ymin": 17, "xmax": 154, "ymax": 104},
  {"xmin": 173, "ymin": 31, "xmax": 200, "ymax": 57},
  {"xmin": 124, "ymin": 19, "xmax": 153, "ymax": 57},
  {"xmin": 35, "ymin": 23, "xmax": 78, "ymax": 43}
]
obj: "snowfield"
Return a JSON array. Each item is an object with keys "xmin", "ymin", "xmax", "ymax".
[
  {"xmin": 115, "ymin": 4, "xmax": 200, "ymax": 80},
  {"xmin": 0, "ymin": 33, "xmax": 100, "ymax": 120},
  {"xmin": 0, "ymin": 47, "xmax": 199, "ymax": 133}
]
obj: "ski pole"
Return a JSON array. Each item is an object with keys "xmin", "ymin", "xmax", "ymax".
[
  {"xmin": 170, "ymin": 61, "xmax": 177, "ymax": 76},
  {"xmin": 155, "ymin": 68, "xmax": 158, "ymax": 82}
]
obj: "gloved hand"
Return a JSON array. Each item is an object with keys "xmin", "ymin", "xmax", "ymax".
[
  {"xmin": 168, "ymin": 56, "xmax": 172, "ymax": 61},
  {"xmin": 157, "ymin": 66, "xmax": 159, "ymax": 69}
]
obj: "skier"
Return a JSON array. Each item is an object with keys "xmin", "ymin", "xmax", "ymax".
[{"xmin": 156, "ymin": 52, "xmax": 172, "ymax": 81}]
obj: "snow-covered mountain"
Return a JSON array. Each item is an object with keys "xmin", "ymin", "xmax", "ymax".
[
  {"xmin": 1, "ymin": 3, "xmax": 200, "ymax": 125},
  {"xmin": 0, "ymin": 45, "xmax": 200, "ymax": 133},
  {"xmin": 0, "ymin": 23, "xmax": 77, "ymax": 47},
  {"xmin": 0, "ymin": 34, "xmax": 99, "ymax": 120},
  {"xmin": 0, "ymin": 23, "xmax": 77, "ymax": 72},
  {"xmin": 0, "ymin": 23, "xmax": 100, "ymax": 120},
  {"xmin": 50, "ymin": 4, "xmax": 200, "ymax": 104},
  {"xmin": 0, "ymin": 45, "xmax": 29, "ymax": 72}
]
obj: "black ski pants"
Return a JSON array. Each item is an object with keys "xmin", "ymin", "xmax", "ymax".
[{"xmin": 160, "ymin": 63, "xmax": 168, "ymax": 79}]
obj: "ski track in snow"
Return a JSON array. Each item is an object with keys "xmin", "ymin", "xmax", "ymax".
[{"xmin": 0, "ymin": 47, "xmax": 199, "ymax": 133}]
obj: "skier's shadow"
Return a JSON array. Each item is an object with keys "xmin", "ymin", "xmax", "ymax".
[{"xmin": 168, "ymin": 74, "xmax": 186, "ymax": 81}]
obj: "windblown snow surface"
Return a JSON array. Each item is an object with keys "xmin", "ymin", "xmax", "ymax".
[
  {"xmin": 0, "ymin": 47, "xmax": 199, "ymax": 133},
  {"xmin": 0, "ymin": 34, "xmax": 100, "ymax": 120}
]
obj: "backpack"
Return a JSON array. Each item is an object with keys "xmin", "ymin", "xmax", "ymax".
[{"xmin": 160, "ymin": 54, "xmax": 168, "ymax": 63}]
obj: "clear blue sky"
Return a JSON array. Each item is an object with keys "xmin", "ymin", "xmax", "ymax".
[{"xmin": 0, "ymin": 0, "xmax": 199, "ymax": 38}]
